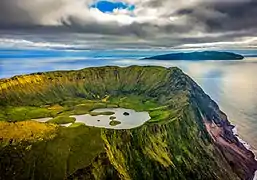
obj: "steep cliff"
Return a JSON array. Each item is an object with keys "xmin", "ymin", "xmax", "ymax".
[{"xmin": 0, "ymin": 66, "xmax": 256, "ymax": 180}]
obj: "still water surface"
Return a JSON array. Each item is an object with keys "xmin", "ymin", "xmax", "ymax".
[
  {"xmin": 72, "ymin": 108, "xmax": 150, "ymax": 129},
  {"xmin": 33, "ymin": 108, "xmax": 150, "ymax": 129}
]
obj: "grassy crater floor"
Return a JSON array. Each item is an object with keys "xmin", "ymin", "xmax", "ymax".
[
  {"xmin": 0, "ymin": 95, "xmax": 178, "ymax": 180},
  {"xmin": 0, "ymin": 95, "xmax": 174, "ymax": 125},
  {"xmin": 0, "ymin": 91, "xmax": 193, "ymax": 180}
]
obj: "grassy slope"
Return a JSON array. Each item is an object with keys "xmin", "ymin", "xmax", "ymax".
[
  {"xmin": 47, "ymin": 116, "xmax": 76, "ymax": 124},
  {"xmin": 0, "ymin": 125, "xmax": 104, "ymax": 180},
  {"xmin": 100, "ymin": 104, "xmax": 237, "ymax": 180},
  {"xmin": 0, "ymin": 66, "xmax": 249, "ymax": 179}
]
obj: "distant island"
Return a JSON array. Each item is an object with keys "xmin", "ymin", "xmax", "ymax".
[{"xmin": 142, "ymin": 51, "xmax": 244, "ymax": 60}]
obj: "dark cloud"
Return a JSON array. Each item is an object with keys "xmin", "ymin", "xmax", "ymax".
[
  {"xmin": 0, "ymin": 0, "xmax": 256, "ymax": 49},
  {"xmin": 174, "ymin": 0, "xmax": 257, "ymax": 33},
  {"xmin": 0, "ymin": 0, "xmax": 33, "ymax": 26}
]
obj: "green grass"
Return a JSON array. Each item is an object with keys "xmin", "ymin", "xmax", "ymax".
[
  {"xmin": 109, "ymin": 95, "xmax": 158, "ymax": 111},
  {"xmin": 0, "ymin": 112, "xmax": 6, "ymax": 121},
  {"xmin": 2, "ymin": 106, "xmax": 52, "ymax": 122},
  {"xmin": 47, "ymin": 116, "xmax": 76, "ymax": 125},
  {"xmin": 68, "ymin": 122, "xmax": 85, "ymax": 128},
  {"xmin": 0, "ymin": 96, "xmax": 173, "ymax": 124},
  {"xmin": 60, "ymin": 102, "xmax": 111, "ymax": 116},
  {"xmin": 0, "ymin": 101, "xmax": 117, "ymax": 122},
  {"xmin": 148, "ymin": 110, "xmax": 171, "ymax": 122},
  {"xmin": 106, "ymin": 104, "xmax": 119, "ymax": 108},
  {"xmin": 0, "ymin": 66, "xmax": 244, "ymax": 180},
  {"xmin": 48, "ymin": 126, "xmax": 104, "ymax": 176},
  {"xmin": 0, "ymin": 121, "xmax": 58, "ymax": 146},
  {"xmin": 90, "ymin": 111, "xmax": 115, "ymax": 116},
  {"xmin": 92, "ymin": 102, "xmax": 107, "ymax": 109},
  {"xmin": 0, "ymin": 124, "xmax": 104, "ymax": 180},
  {"xmin": 109, "ymin": 120, "xmax": 121, "ymax": 126},
  {"xmin": 109, "ymin": 116, "xmax": 116, "ymax": 120},
  {"xmin": 0, "ymin": 105, "xmax": 68, "ymax": 122},
  {"xmin": 60, "ymin": 98, "xmax": 95, "ymax": 107}
]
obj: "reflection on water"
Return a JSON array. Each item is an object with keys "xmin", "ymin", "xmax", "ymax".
[
  {"xmin": 33, "ymin": 108, "xmax": 150, "ymax": 129},
  {"xmin": 1, "ymin": 54, "xmax": 257, "ymax": 155},
  {"xmin": 192, "ymin": 61, "xmax": 257, "ymax": 155},
  {"xmin": 72, "ymin": 108, "xmax": 150, "ymax": 129}
]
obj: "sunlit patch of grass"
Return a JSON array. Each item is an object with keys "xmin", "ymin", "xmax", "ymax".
[
  {"xmin": 0, "ymin": 121, "xmax": 57, "ymax": 145},
  {"xmin": 68, "ymin": 122, "xmax": 85, "ymax": 128},
  {"xmin": 47, "ymin": 116, "xmax": 76, "ymax": 125},
  {"xmin": 3, "ymin": 106, "xmax": 52, "ymax": 122},
  {"xmin": 109, "ymin": 95, "xmax": 158, "ymax": 111},
  {"xmin": 102, "ymin": 95, "xmax": 110, "ymax": 102},
  {"xmin": 90, "ymin": 111, "xmax": 115, "ymax": 116},
  {"xmin": 47, "ymin": 104, "xmax": 63, "ymax": 110},
  {"xmin": 106, "ymin": 104, "xmax": 119, "ymax": 108},
  {"xmin": 109, "ymin": 116, "xmax": 116, "ymax": 120},
  {"xmin": 0, "ymin": 74, "xmax": 44, "ymax": 91},
  {"xmin": 148, "ymin": 110, "xmax": 171, "ymax": 122},
  {"xmin": 109, "ymin": 120, "xmax": 121, "ymax": 126}
]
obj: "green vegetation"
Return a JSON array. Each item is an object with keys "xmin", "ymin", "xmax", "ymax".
[
  {"xmin": 109, "ymin": 95, "xmax": 158, "ymax": 111},
  {"xmin": 0, "ymin": 124, "xmax": 104, "ymax": 180},
  {"xmin": 0, "ymin": 66, "xmax": 252, "ymax": 180},
  {"xmin": 110, "ymin": 116, "xmax": 116, "ymax": 120},
  {"xmin": 68, "ymin": 122, "xmax": 85, "ymax": 128},
  {"xmin": 0, "ymin": 106, "xmax": 52, "ymax": 122},
  {"xmin": 148, "ymin": 109, "xmax": 171, "ymax": 122},
  {"xmin": 90, "ymin": 111, "xmax": 115, "ymax": 116},
  {"xmin": 0, "ymin": 121, "xmax": 57, "ymax": 146},
  {"xmin": 109, "ymin": 120, "xmax": 121, "ymax": 126},
  {"xmin": 47, "ymin": 116, "xmax": 76, "ymax": 125},
  {"xmin": 0, "ymin": 94, "xmax": 169, "ymax": 123}
]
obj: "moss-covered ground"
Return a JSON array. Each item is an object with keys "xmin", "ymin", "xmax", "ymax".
[
  {"xmin": 0, "ymin": 66, "xmax": 245, "ymax": 180},
  {"xmin": 109, "ymin": 120, "xmax": 121, "ymax": 126},
  {"xmin": 0, "ymin": 94, "xmax": 184, "ymax": 179},
  {"xmin": 47, "ymin": 116, "xmax": 76, "ymax": 125}
]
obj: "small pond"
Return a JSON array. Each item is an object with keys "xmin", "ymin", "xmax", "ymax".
[
  {"xmin": 71, "ymin": 108, "xmax": 150, "ymax": 129},
  {"xmin": 33, "ymin": 108, "xmax": 150, "ymax": 129}
]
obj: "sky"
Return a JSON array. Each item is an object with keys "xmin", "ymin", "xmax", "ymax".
[{"xmin": 0, "ymin": 0, "xmax": 256, "ymax": 50}]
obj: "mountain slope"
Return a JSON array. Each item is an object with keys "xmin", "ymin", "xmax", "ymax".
[{"xmin": 0, "ymin": 66, "xmax": 256, "ymax": 180}]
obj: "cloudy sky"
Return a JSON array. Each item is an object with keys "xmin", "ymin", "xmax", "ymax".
[{"xmin": 0, "ymin": 0, "xmax": 256, "ymax": 49}]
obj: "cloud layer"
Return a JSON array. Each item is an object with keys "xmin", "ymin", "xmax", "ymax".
[{"xmin": 0, "ymin": 0, "xmax": 256, "ymax": 49}]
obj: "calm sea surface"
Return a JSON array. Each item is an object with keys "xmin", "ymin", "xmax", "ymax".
[{"xmin": 1, "ymin": 49, "xmax": 257, "ymax": 155}]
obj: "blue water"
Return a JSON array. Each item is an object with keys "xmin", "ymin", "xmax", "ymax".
[
  {"xmin": 0, "ymin": 48, "xmax": 177, "ymax": 78},
  {"xmin": 1, "ymin": 48, "xmax": 257, "ymax": 156}
]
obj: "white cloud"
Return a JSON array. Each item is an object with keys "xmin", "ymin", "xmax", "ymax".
[
  {"xmin": 0, "ymin": 0, "xmax": 196, "ymax": 28},
  {"xmin": 177, "ymin": 37, "xmax": 257, "ymax": 49},
  {"xmin": 0, "ymin": 0, "xmax": 256, "ymax": 49},
  {"xmin": 0, "ymin": 38, "xmax": 79, "ymax": 49}
]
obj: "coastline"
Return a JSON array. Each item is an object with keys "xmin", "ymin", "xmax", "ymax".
[
  {"xmin": 254, "ymin": 171, "xmax": 257, "ymax": 180},
  {"xmin": 232, "ymin": 126, "xmax": 257, "ymax": 180},
  {"xmin": 232, "ymin": 126, "xmax": 252, "ymax": 150}
]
